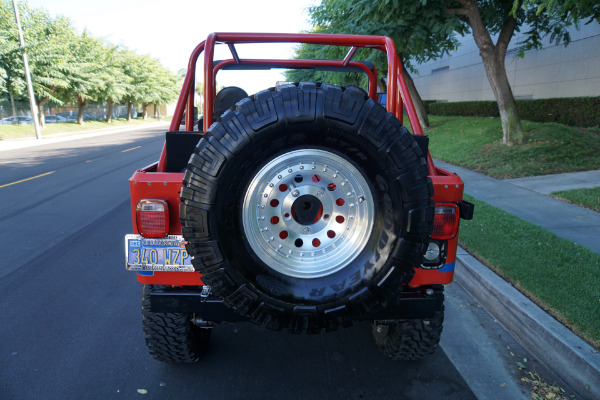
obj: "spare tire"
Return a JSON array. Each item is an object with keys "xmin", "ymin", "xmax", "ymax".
[{"xmin": 180, "ymin": 82, "xmax": 433, "ymax": 333}]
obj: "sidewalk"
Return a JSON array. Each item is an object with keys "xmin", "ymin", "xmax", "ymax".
[
  {"xmin": 0, "ymin": 121, "xmax": 170, "ymax": 152},
  {"xmin": 435, "ymin": 160, "xmax": 600, "ymax": 399},
  {"xmin": 435, "ymin": 160, "xmax": 600, "ymax": 254},
  {"xmin": 505, "ymin": 170, "xmax": 600, "ymax": 195}
]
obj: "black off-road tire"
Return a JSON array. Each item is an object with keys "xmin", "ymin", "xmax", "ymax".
[
  {"xmin": 372, "ymin": 301, "xmax": 444, "ymax": 360},
  {"xmin": 180, "ymin": 82, "xmax": 433, "ymax": 333},
  {"xmin": 141, "ymin": 285, "xmax": 211, "ymax": 363}
]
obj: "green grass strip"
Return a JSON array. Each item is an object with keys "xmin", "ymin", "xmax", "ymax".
[
  {"xmin": 0, "ymin": 117, "xmax": 170, "ymax": 141},
  {"xmin": 458, "ymin": 194, "xmax": 600, "ymax": 347},
  {"xmin": 551, "ymin": 187, "xmax": 600, "ymax": 213},
  {"xmin": 425, "ymin": 116, "xmax": 600, "ymax": 179}
]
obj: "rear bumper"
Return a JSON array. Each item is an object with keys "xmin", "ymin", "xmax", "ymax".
[{"xmin": 148, "ymin": 286, "xmax": 444, "ymax": 321}]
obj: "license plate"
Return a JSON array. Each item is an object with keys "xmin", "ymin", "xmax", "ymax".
[{"xmin": 125, "ymin": 234, "xmax": 194, "ymax": 272}]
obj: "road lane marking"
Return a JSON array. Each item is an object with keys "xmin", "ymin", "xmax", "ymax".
[
  {"xmin": 121, "ymin": 146, "xmax": 141, "ymax": 153},
  {"xmin": 0, "ymin": 171, "xmax": 55, "ymax": 189}
]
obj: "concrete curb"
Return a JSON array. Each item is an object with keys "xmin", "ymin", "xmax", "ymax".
[
  {"xmin": 454, "ymin": 246, "xmax": 600, "ymax": 400},
  {"xmin": 0, "ymin": 121, "xmax": 170, "ymax": 152}
]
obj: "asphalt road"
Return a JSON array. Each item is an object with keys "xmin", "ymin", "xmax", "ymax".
[{"xmin": 0, "ymin": 126, "xmax": 563, "ymax": 399}]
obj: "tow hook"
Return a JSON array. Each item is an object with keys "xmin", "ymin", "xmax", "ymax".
[
  {"xmin": 200, "ymin": 285, "xmax": 211, "ymax": 299},
  {"xmin": 193, "ymin": 317, "xmax": 215, "ymax": 329},
  {"xmin": 373, "ymin": 323, "xmax": 391, "ymax": 335}
]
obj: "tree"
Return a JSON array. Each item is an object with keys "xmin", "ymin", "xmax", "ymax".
[
  {"xmin": 0, "ymin": 38, "xmax": 8, "ymax": 94},
  {"xmin": 99, "ymin": 46, "xmax": 132, "ymax": 123},
  {"xmin": 442, "ymin": 0, "xmax": 591, "ymax": 145},
  {"xmin": 288, "ymin": 0, "xmax": 466, "ymax": 129},
  {"xmin": 286, "ymin": 41, "xmax": 374, "ymax": 87},
  {"xmin": 20, "ymin": 7, "xmax": 75, "ymax": 128},
  {"xmin": 65, "ymin": 30, "xmax": 107, "ymax": 125},
  {"xmin": 119, "ymin": 50, "xmax": 144, "ymax": 121},
  {"xmin": 121, "ymin": 53, "xmax": 156, "ymax": 120},
  {"xmin": 1, "ymin": 0, "xmax": 29, "ymax": 119},
  {"xmin": 120, "ymin": 52, "xmax": 178, "ymax": 121},
  {"xmin": 517, "ymin": 0, "xmax": 599, "ymax": 24},
  {"xmin": 0, "ymin": 31, "xmax": 24, "ymax": 119},
  {"xmin": 138, "ymin": 56, "xmax": 178, "ymax": 120},
  {"xmin": 150, "ymin": 61, "xmax": 178, "ymax": 116},
  {"xmin": 2, "ymin": 1, "xmax": 179, "ymax": 126},
  {"xmin": 300, "ymin": 0, "xmax": 595, "ymax": 145}
]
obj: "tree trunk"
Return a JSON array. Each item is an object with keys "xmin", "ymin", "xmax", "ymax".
[
  {"xmin": 126, "ymin": 102, "xmax": 133, "ymax": 121},
  {"xmin": 402, "ymin": 67, "xmax": 430, "ymax": 129},
  {"xmin": 142, "ymin": 103, "xmax": 148, "ymax": 120},
  {"xmin": 76, "ymin": 96, "xmax": 88, "ymax": 125},
  {"xmin": 9, "ymin": 91, "xmax": 17, "ymax": 122},
  {"xmin": 36, "ymin": 96, "xmax": 48, "ymax": 128},
  {"xmin": 479, "ymin": 49, "xmax": 523, "ymax": 145},
  {"xmin": 458, "ymin": 1, "xmax": 524, "ymax": 145},
  {"xmin": 106, "ymin": 99, "xmax": 114, "ymax": 123}
]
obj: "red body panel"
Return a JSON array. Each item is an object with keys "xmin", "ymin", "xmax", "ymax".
[
  {"xmin": 129, "ymin": 32, "xmax": 466, "ymax": 288},
  {"xmin": 409, "ymin": 171, "xmax": 464, "ymax": 285},
  {"xmin": 136, "ymin": 271, "xmax": 204, "ymax": 286},
  {"xmin": 129, "ymin": 165, "xmax": 184, "ymax": 236}
]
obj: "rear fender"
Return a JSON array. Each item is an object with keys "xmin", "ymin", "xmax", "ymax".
[
  {"xmin": 129, "ymin": 164, "xmax": 204, "ymax": 285},
  {"xmin": 409, "ymin": 169, "xmax": 465, "ymax": 286}
]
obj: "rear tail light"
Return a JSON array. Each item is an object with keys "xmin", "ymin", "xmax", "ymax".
[
  {"xmin": 136, "ymin": 199, "xmax": 169, "ymax": 238},
  {"xmin": 431, "ymin": 204, "xmax": 459, "ymax": 240}
]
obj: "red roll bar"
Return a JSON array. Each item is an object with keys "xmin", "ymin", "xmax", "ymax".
[{"xmin": 159, "ymin": 33, "xmax": 434, "ymax": 175}]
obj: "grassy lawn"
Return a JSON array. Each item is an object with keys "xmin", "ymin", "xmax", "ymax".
[
  {"xmin": 459, "ymin": 194, "xmax": 600, "ymax": 347},
  {"xmin": 550, "ymin": 187, "xmax": 600, "ymax": 212},
  {"xmin": 0, "ymin": 117, "xmax": 171, "ymax": 141},
  {"xmin": 424, "ymin": 116, "xmax": 600, "ymax": 179}
]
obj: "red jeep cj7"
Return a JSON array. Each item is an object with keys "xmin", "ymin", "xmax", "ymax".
[{"xmin": 125, "ymin": 32, "xmax": 473, "ymax": 363}]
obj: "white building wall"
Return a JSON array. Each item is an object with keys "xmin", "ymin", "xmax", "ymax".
[{"xmin": 413, "ymin": 22, "xmax": 600, "ymax": 101}]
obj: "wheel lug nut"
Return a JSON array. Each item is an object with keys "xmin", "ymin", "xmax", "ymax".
[
  {"xmin": 292, "ymin": 190, "xmax": 300, "ymax": 197},
  {"xmin": 316, "ymin": 190, "xmax": 324, "ymax": 197},
  {"xmin": 303, "ymin": 227, "xmax": 311, "ymax": 234}
]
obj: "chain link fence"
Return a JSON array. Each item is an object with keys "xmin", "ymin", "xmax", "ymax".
[{"xmin": 1, "ymin": 101, "xmax": 139, "ymax": 123}]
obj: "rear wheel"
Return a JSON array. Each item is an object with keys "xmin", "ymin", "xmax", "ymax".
[
  {"xmin": 372, "ymin": 298, "xmax": 444, "ymax": 360},
  {"xmin": 141, "ymin": 285, "xmax": 211, "ymax": 363}
]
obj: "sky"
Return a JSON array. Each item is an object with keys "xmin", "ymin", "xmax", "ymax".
[{"xmin": 25, "ymin": 0, "xmax": 317, "ymax": 94}]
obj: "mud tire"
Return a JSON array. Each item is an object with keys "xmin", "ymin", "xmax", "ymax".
[
  {"xmin": 372, "ymin": 300, "xmax": 444, "ymax": 360},
  {"xmin": 142, "ymin": 285, "xmax": 211, "ymax": 363},
  {"xmin": 180, "ymin": 82, "xmax": 433, "ymax": 333}
]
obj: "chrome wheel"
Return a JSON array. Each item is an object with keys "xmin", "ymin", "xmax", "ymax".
[{"xmin": 243, "ymin": 149, "xmax": 374, "ymax": 278}]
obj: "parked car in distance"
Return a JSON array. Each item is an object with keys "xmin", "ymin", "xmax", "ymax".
[
  {"xmin": 56, "ymin": 113, "xmax": 77, "ymax": 122},
  {"xmin": 44, "ymin": 115, "xmax": 67, "ymax": 123},
  {"xmin": 0, "ymin": 116, "xmax": 33, "ymax": 125},
  {"xmin": 56, "ymin": 113, "xmax": 98, "ymax": 121}
]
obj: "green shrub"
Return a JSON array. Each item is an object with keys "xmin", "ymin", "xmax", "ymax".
[
  {"xmin": 427, "ymin": 97, "xmax": 600, "ymax": 128},
  {"xmin": 429, "ymin": 101, "xmax": 499, "ymax": 118},
  {"xmin": 518, "ymin": 97, "xmax": 600, "ymax": 127}
]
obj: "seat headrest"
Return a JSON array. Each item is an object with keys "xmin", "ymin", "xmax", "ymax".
[{"xmin": 213, "ymin": 86, "xmax": 249, "ymax": 120}]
